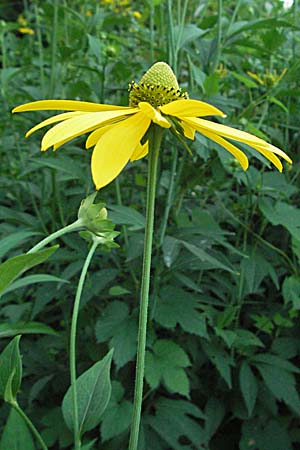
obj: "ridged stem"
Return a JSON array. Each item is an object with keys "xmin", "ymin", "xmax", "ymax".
[{"xmin": 128, "ymin": 126, "xmax": 163, "ymax": 450}]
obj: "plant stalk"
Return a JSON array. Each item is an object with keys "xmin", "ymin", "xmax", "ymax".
[
  {"xmin": 11, "ymin": 401, "xmax": 48, "ymax": 450},
  {"xmin": 27, "ymin": 219, "xmax": 83, "ymax": 254},
  {"xmin": 70, "ymin": 238, "xmax": 99, "ymax": 450},
  {"xmin": 128, "ymin": 126, "xmax": 163, "ymax": 450}
]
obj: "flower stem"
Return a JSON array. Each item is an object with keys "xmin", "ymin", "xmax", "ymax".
[
  {"xmin": 128, "ymin": 125, "xmax": 163, "ymax": 450},
  {"xmin": 70, "ymin": 238, "xmax": 99, "ymax": 450},
  {"xmin": 27, "ymin": 219, "xmax": 83, "ymax": 254},
  {"xmin": 11, "ymin": 401, "xmax": 48, "ymax": 450}
]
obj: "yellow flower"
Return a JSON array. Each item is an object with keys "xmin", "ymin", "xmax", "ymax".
[
  {"xmin": 247, "ymin": 68, "xmax": 287, "ymax": 88},
  {"xmin": 133, "ymin": 11, "xmax": 142, "ymax": 20},
  {"xmin": 18, "ymin": 27, "xmax": 34, "ymax": 35},
  {"xmin": 17, "ymin": 14, "xmax": 27, "ymax": 27},
  {"xmin": 13, "ymin": 62, "xmax": 292, "ymax": 190}
]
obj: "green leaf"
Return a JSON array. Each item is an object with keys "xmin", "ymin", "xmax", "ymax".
[
  {"xmin": 62, "ymin": 349, "xmax": 113, "ymax": 436},
  {"xmin": 227, "ymin": 18, "xmax": 297, "ymax": 39},
  {"xmin": 174, "ymin": 24, "xmax": 206, "ymax": 51},
  {"xmin": 202, "ymin": 342, "xmax": 233, "ymax": 388},
  {"xmin": 40, "ymin": 407, "xmax": 73, "ymax": 448},
  {"xmin": 95, "ymin": 301, "xmax": 137, "ymax": 369},
  {"xmin": 0, "ymin": 322, "xmax": 59, "ymax": 338},
  {"xmin": 240, "ymin": 418, "xmax": 292, "ymax": 450},
  {"xmin": 28, "ymin": 154, "xmax": 86, "ymax": 181},
  {"xmin": 231, "ymin": 72, "xmax": 259, "ymax": 88},
  {"xmin": 241, "ymin": 252, "xmax": 275, "ymax": 294},
  {"xmin": 259, "ymin": 199, "xmax": 300, "ymax": 241},
  {"xmin": 147, "ymin": 398, "xmax": 206, "ymax": 450},
  {"xmin": 2, "ymin": 274, "xmax": 68, "ymax": 296},
  {"xmin": 251, "ymin": 353, "xmax": 300, "ymax": 373},
  {"xmin": 154, "ymin": 286, "xmax": 208, "ymax": 337},
  {"xmin": 203, "ymin": 72, "xmax": 219, "ymax": 97},
  {"xmin": 282, "ymin": 275, "xmax": 300, "ymax": 310},
  {"xmin": 0, "ymin": 231, "xmax": 39, "ymax": 260},
  {"xmin": 145, "ymin": 340, "xmax": 190, "ymax": 397},
  {"xmin": 268, "ymin": 95, "xmax": 288, "ymax": 113},
  {"xmin": 181, "ymin": 241, "xmax": 235, "ymax": 273},
  {"xmin": 0, "ymin": 336, "xmax": 22, "ymax": 402},
  {"xmin": 0, "ymin": 408, "xmax": 35, "ymax": 450},
  {"xmin": 0, "ymin": 245, "xmax": 59, "ymax": 296},
  {"xmin": 204, "ymin": 397, "xmax": 225, "ymax": 441},
  {"xmin": 81, "ymin": 439, "xmax": 97, "ymax": 450},
  {"xmin": 101, "ymin": 381, "xmax": 133, "ymax": 442},
  {"xmin": 255, "ymin": 363, "xmax": 300, "ymax": 414},
  {"xmin": 240, "ymin": 361, "xmax": 258, "ymax": 417},
  {"xmin": 107, "ymin": 205, "xmax": 145, "ymax": 230},
  {"xmin": 108, "ymin": 285, "xmax": 131, "ymax": 296}
]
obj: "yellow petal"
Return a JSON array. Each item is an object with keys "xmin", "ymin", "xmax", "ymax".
[
  {"xmin": 181, "ymin": 121, "xmax": 195, "ymax": 140},
  {"xmin": 160, "ymin": 99, "xmax": 226, "ymax": 118},
  {"xmin": 138, "ymin": 102, "xmax": 171, "ymax": 128},
  {"xmin": 130, "ymin": 141, "xmax": 149, "ymax": 161},
  {"xmin": 41, "ymin": 109, "xmax": 137, "ymax": 150},
  {"xmin": 184, "ymin": 117, "xmax": 274, "ymax": 147},
  {"xmin": 25, "ymin": 111, "xmax": 85, "ymax": 137},
  {"xmin": 190, "ymin": 124, "xmax": 249, "ymax": 170},
  {"xmin": 91, "ymin": 112, "xmax": 151, "ymax": 189},
  {"xmin": 13, "ymin": 99, "xmax": 132, "ymax": 113},
  {"xmin": 185, "ymin": 117, "xmax": 291, "ymax": 171},
  {"xmin": 260, "ymin": 142, "xmax": 292, "ymax": 165},
  {"xmin": 86, "ymin": 124, "xmax": 114, "ymax": 149},
  {"xmin": 248, "ymin": 144, "xmax": 283, "ymax": 172}
]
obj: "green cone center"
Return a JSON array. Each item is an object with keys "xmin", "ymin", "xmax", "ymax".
[{"xmin": 129, "ymin": 61, "xmax": 188, "ymax": 108}]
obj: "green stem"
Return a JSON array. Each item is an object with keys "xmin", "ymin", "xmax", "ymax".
[
  {"xmin": 70, "ymin": 239, "xmax": 99, "ymax": 450},
  {"xmin": 128, "ymin": 126, "xmax": 163, "ymax": 450},
  {"xmin": 11, "ymin": 401, "xmax": 48, "ymax": 450},
  {"xmin": 212, "ymin": 0, "xmax": 222, "ymax": 72},
  {"xmin": 27, "ymin": 219, "xmax": 83, "ymax": 254},
  {"xmin": 49, "ymin": 0, "xmax": 58, "ymax": 97},
  {"xmin": 158, "ymin": 146, "xmax": 178, "ymax": 247}
]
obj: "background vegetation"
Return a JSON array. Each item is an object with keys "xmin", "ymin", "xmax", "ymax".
[{"xmin": 0, "ymin": 0, "xmax": 300, "ymax": 449}]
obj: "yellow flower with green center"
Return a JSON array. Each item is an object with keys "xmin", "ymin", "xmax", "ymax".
[{"xmin": 13, "ymin": 62, "xmax": 292, "ymax": 189}]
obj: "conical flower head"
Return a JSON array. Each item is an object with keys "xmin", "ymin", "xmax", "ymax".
[
  {"xmin": 129, "ymin": 61, "xmax": 188, "ymax": 108},
  {"xmin": 140, "ymin": 62, "xmax": 180, "ymax": 90}
]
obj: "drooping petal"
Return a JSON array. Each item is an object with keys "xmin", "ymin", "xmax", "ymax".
[
  {"xmin": 187, "ymin": 123, "xmax": 249, "ymax": 170},
  {"xmin": 13, "ymin": 99, "xmax": 132, "ymax": 113},
  {"xmin": 41, "ymin": 109, "xmax": 138, "ymax": 150},
  {"xmin": 181, "ymin": 121, "xmax": 196, "ymax": 140},
  {"xmin": 246, "ymin": 144, "xmax": 283, "ymax": 172},
  {"xmin": 184, "ymin": 117, "xmax": 292, "ymax": 169},
  {"xmin": 91, "ymin": 112, "xmax": 151, "ymax": 189},
  {"xmin": 138, "ymin": 102, "xmax": 171, "ymax": 128},
  {"xmin": 130, "ymin": 141, "xmax": 149, "ymax": 161},
  {"xmin": 185, "ymin": 117, "xmax": 273, "ymax": 147},
  {"xmin": 258, "ymin": 142, "xmax": 292, "ymax": 164},
  {"xmin": 25, "ymin": 111, "xmax": 85, "ymax": 137},
  {"xmin": 86, "ymin": 124, "xmax": 115, "ymax": 149},
  {"xmin": 160, "ymin": 99, "xmax": 226, "ymax": 118}
]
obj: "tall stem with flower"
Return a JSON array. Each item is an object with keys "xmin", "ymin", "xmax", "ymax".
[{"xmin": 13, "ymin": 61, "xmax": 292, "ymax": 449}]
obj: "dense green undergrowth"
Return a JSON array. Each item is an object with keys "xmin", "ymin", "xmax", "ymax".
[{"xmin": 0, "ymin": 0, "xmax": 300, "ymax": 449}]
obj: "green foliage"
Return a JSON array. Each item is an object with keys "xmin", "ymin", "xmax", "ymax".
[
  {"xmin": 1, "ymin": 0, "xmax": 300, "ymax": 448},
  {"xmin": 0, "ymin": 336, "xmax": 22, "ymax": 402},
  {"xmin": 62, "ymin": 349, "xmax": 113, "ymax": 436},
  {"xmin": 145, "ymin": 339, "xmax": 190, "ymax": 397},
  {"xmin": 0, "ymin": 408, "xmax": 35, "ymax": 450},
  {"xmin": 95, "ymin": 301, "xmax": 138, "ymax": 369},
  {"xmin": 0, "ymin": 245, "xmax": 59, "ymax": 295}
]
